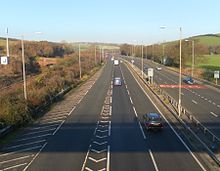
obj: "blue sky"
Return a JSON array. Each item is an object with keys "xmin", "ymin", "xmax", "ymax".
[{"xmin": 0, "ymin": 0, "xmax": 219, "ymax": 44}]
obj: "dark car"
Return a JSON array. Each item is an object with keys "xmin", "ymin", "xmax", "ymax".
[
  {"xmin": 183, "ymin": 76, "xmax": 195, "ymax": 85},
  {"xmin": 114, "ymin": 77, "xmax": 122, "ymax": 86},
  {"xmin": 143, "ymin": 113, "xmax": 163, "ymax": 130}
]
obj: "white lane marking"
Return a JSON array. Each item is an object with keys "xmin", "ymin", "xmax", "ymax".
[
  {"xmin": 22, "ymin": 128, "xmax": 56, "ymax": 136},
  {"xmin": 127, "ymin": 90, "xmax": 130, "ymax": 95},
  {"xmin": 93, "ymin": 141, "xmax": 107, "ymax": 146},
  {"xmin": 39, "ymin": 119, "xmax": 63, "ymax": 126},
  {"xmin": 138, "ymin": 121, "xmax": 146, "ymax": 139},
  {"xmin": 125, "ymin": 85, "xmax": 128, "ymax": 89},
  {"xmin": 210, "ymin": 112, "xmax": 218, "ymax": 117},
  {"xmin": 208, "ymin": 100, "xmax": 212, "ymax": 103},
  {"xmin": 0, "ymin": 155, "xmax": 31, "ymax": 164},
  {"xmin": 126, "ymin": 64, "xmax": 207, "ymax": 171},
  {"xmin": 192, "ymin": 91, "xmax": 195, "ymax": 94},
  {"xmin": 0, "ymin": 145, "xmax": 42, "ymax": 157},
  {"xmin": 217, "ymin": 105, "xmax": 220, "ymax": 108},
  {"xmin": 133, "ymin": 107, "xmax": 138, "ymax": 118},
  {"xmin": 181, "ymin": 93, "xmax": 184, "ymax": 95},
  {"xmin": 88, "ymin": 157, "xmax": 106, "ymax": 163},
  {"xmin": 192, "ymin": 100, "xmax": 198, "ymax": 105},
  {"xmin": 3, "ymin": 162, "xmax": 27, "ymax": 171},
  {"xmin": 204, "ymin": 98, "xmax": 208, "ymax": 101},
  {"xmin": 23, "ymin": 142, "xmax": 47, "ymax": 171},
  {"xmin": 91, "ymin": 149, "xmax": 107, "ymax": 154},
  {"xmin": 109, "ymin": 106, "xmax": 112, "ymax": 116},
  {"xmin": 108, "ymin": 121, "xmax": 111, "ymax": 136},
  {"xmin": 149, "ymin": 149, "xmax": 159, "ymax": 171},
  {"xmin": 41, "ymin": 116, "xmax": 67, "ymax": 123},
  {"xmin": 81, "ymin": 145, "xmax": 91, "ymax": 171},
  {"xmin": 53, "ymin": 120, "xmax": 66, "ymax": 135},
  {"xmin": 16, "ymin": 133, "xmax": 52, "ymax": 142},
  {"xmin": 201, "ymin": 96, "xmax": 204, "ymax": 99},
  {"xmin": 4, "ymin": 140, "xmax": 46, "ymax": 150},
  {"xmin": 198, "ymin": 94, "xmax": 201, "ymax": 97},
  {"xmin": 130, "ymin": 97, "xmax": 133, "ymax": 104},
  {"xmin": 68, "ymin": 106, "xmax": 76, "ymax": 116},
  {"xmin": 29, "ymin": 123, "xmax": 60, "ymax": 130},
  {"xmin": 212, "ymin": 102, "xmax": 216, "ymax": 105},
  {"xmin": 85, "ymin": 167, "xmax": 93, "ymax": 171},
  {"xmin": 107, "ymin": 145, "xmax": 110, "ymax": 171}
]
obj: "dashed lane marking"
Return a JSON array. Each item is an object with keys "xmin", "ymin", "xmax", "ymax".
[
  {"xmin": 210, "ymin": 112, "xmax": 218, "ymax": 117},
  {"xmin": 192, "ymin": 100, "xmax": 198, "ymax": 105}
]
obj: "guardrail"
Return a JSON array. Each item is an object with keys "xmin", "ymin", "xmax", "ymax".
[{"xmin": 123, "ymin": 59, "xmax": 220, "ymax": 166}]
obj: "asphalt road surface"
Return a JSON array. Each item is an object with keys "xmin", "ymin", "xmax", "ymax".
[{"xmin": 0, "ymin": 59, "xmax": 208, "ymax": 171}]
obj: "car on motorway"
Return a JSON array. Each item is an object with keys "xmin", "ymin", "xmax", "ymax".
[
  {"xmin": 143, "ymin": 113, "xmax": 163, "ymax": 130},
  {"xmin": 156, "ymin": 66, "xmax": 162, "ymax": 70},
  {"xmin": 183, "ymin": 76, "xmax": 195, "ymax": 84},
  {"xmin": 113, "ymin": 77, "xmax": 122, "ymax": 86}
]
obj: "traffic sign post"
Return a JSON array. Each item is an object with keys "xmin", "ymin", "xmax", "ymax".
[
  {"xmin": 148, "ymin": 68, "xmax": 154, "ymax": 84},
  {"xmin": 0, "ymin": 56, "xmax": 10, "ymax": 65},
  {"xmin": 214, "ymin": 71, "xmax": 219, "ymax": 85}
]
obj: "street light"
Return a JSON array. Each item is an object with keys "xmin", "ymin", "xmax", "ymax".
[
  {"xmin": 78, "ymin": 43, "xmax": 82, "ymax": 79},
  {"xmin": 141, "ymin": 44, "xmax": 144, "ymax": 78},
  {"xmin": 21, "ymin": 32, "xmax": 43, "ymax": 100},
  {"xmin": 160, "ymin": 26, "xmax": 182, "ymax": 117},
  {"xmin": 185, "ymin": 39, "xmax": 195, "ymax": 77}
]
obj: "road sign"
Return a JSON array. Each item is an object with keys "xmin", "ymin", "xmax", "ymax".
[
  {"xmin": 0, "ymin": 56, "xmax": 9, "ymax": 65},
  {"xmin": 148, "ymin": 68, "xmax": 154, "ymax": 77},
  {"xmin": 214, "ymin": 71, "xmax": 219, "ymax": 79}
]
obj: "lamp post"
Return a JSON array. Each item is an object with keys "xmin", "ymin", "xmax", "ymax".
[
  {"xmin": 94, "ymin": 45, "xmax": 97, "ymax": 65},
  {"xmin": 141, "ymin": 44, "xmax": 144, "ymax": 78},
  {"xmin": 21, "ymin": 35, "xmax": 27, "ymax": 100},
  {"xmin": 79, "ymin": 44, "xmax": 82, "ymax": 79},
  {"xmin": 178, "ymin": 27, "xmax": 182, "ymax": 117},
  {"xmin": 6, "ymin": 28, "xmax": 9, "ymax": 57},
  {"xmin": 185, "ymin": 39, "xmax": 195, "ymax": 77},
  {"xmin": 160, "ymin": 26, "xmax": 182, "ymax": 117},
  {"xmin": 20, "ymin": 32, "xmax": 43, "ymax": 100}
]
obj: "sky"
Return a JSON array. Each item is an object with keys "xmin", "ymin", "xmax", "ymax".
[{"xmin": 0, "ymin": 0, "xmax": 219, "ymax": 44}]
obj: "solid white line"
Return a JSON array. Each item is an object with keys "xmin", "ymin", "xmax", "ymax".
[
  {"xmin": 3, "ymin": 162, "xmax": 27, "ymax": 171},
  {"xmin": 107, "ymin": 145, "xmax": 110, "ymax": 171},
  {"xmin": 130, "ymin": 97, "xmax": 133, "ymax": 104},
  {"xmin": 23, "ymin": 142, "xmax": 47, "ymax": 171},
  {"xmin": 210, "ymin": 112, "xmax": 218, "ymax": 117},
  {"xmin": 4, "ymin": 140, "xmax": 46, "ymax": 150},
  {"xmin": 149, "ymin": 149, "xmax": 159, "ymax": 171},
  {"xmin": 126, "ymin": 63, "xmax": 207, "ymax": 171},
  {"xmin": 53, "ymin": 120, "xmax": 65, "ymax": 135},
  {"xmin": 68, "ymin": 106, "xmax": 76, "ymax": 116},
  {"xmin": 108, "ymin": 121, "xmax": 111, "ymax": 136},
  {"xmin": 81, "ymin": 144, "xmax": 91, "ymax": 171},
  {"xmin": 192, "ymin": 100, "xmax": 198, "ymax": 105},
  {"xmin": 0, "ymin": 155, "xmax": 31, "ymax": 164}
]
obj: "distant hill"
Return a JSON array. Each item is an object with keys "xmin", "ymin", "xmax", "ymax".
[{"xmin": 191, "ymin": 34, "xmax": 220, "ymax": 46}]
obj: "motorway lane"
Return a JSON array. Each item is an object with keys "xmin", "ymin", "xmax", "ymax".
[
  {"xmin": 110, "ymin": 65, "xmax": 156, "ymax": 171},
  {"xmin": 124, "ymin": 56, "xmax": 220, "ymax": 138},
  {"xmin": 24, "ymin": 61, "xmax": 113, "ymax": 171},
  {"xmin": 119, "ymin": 62, "xmax": 205, "ymax": 171}
]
